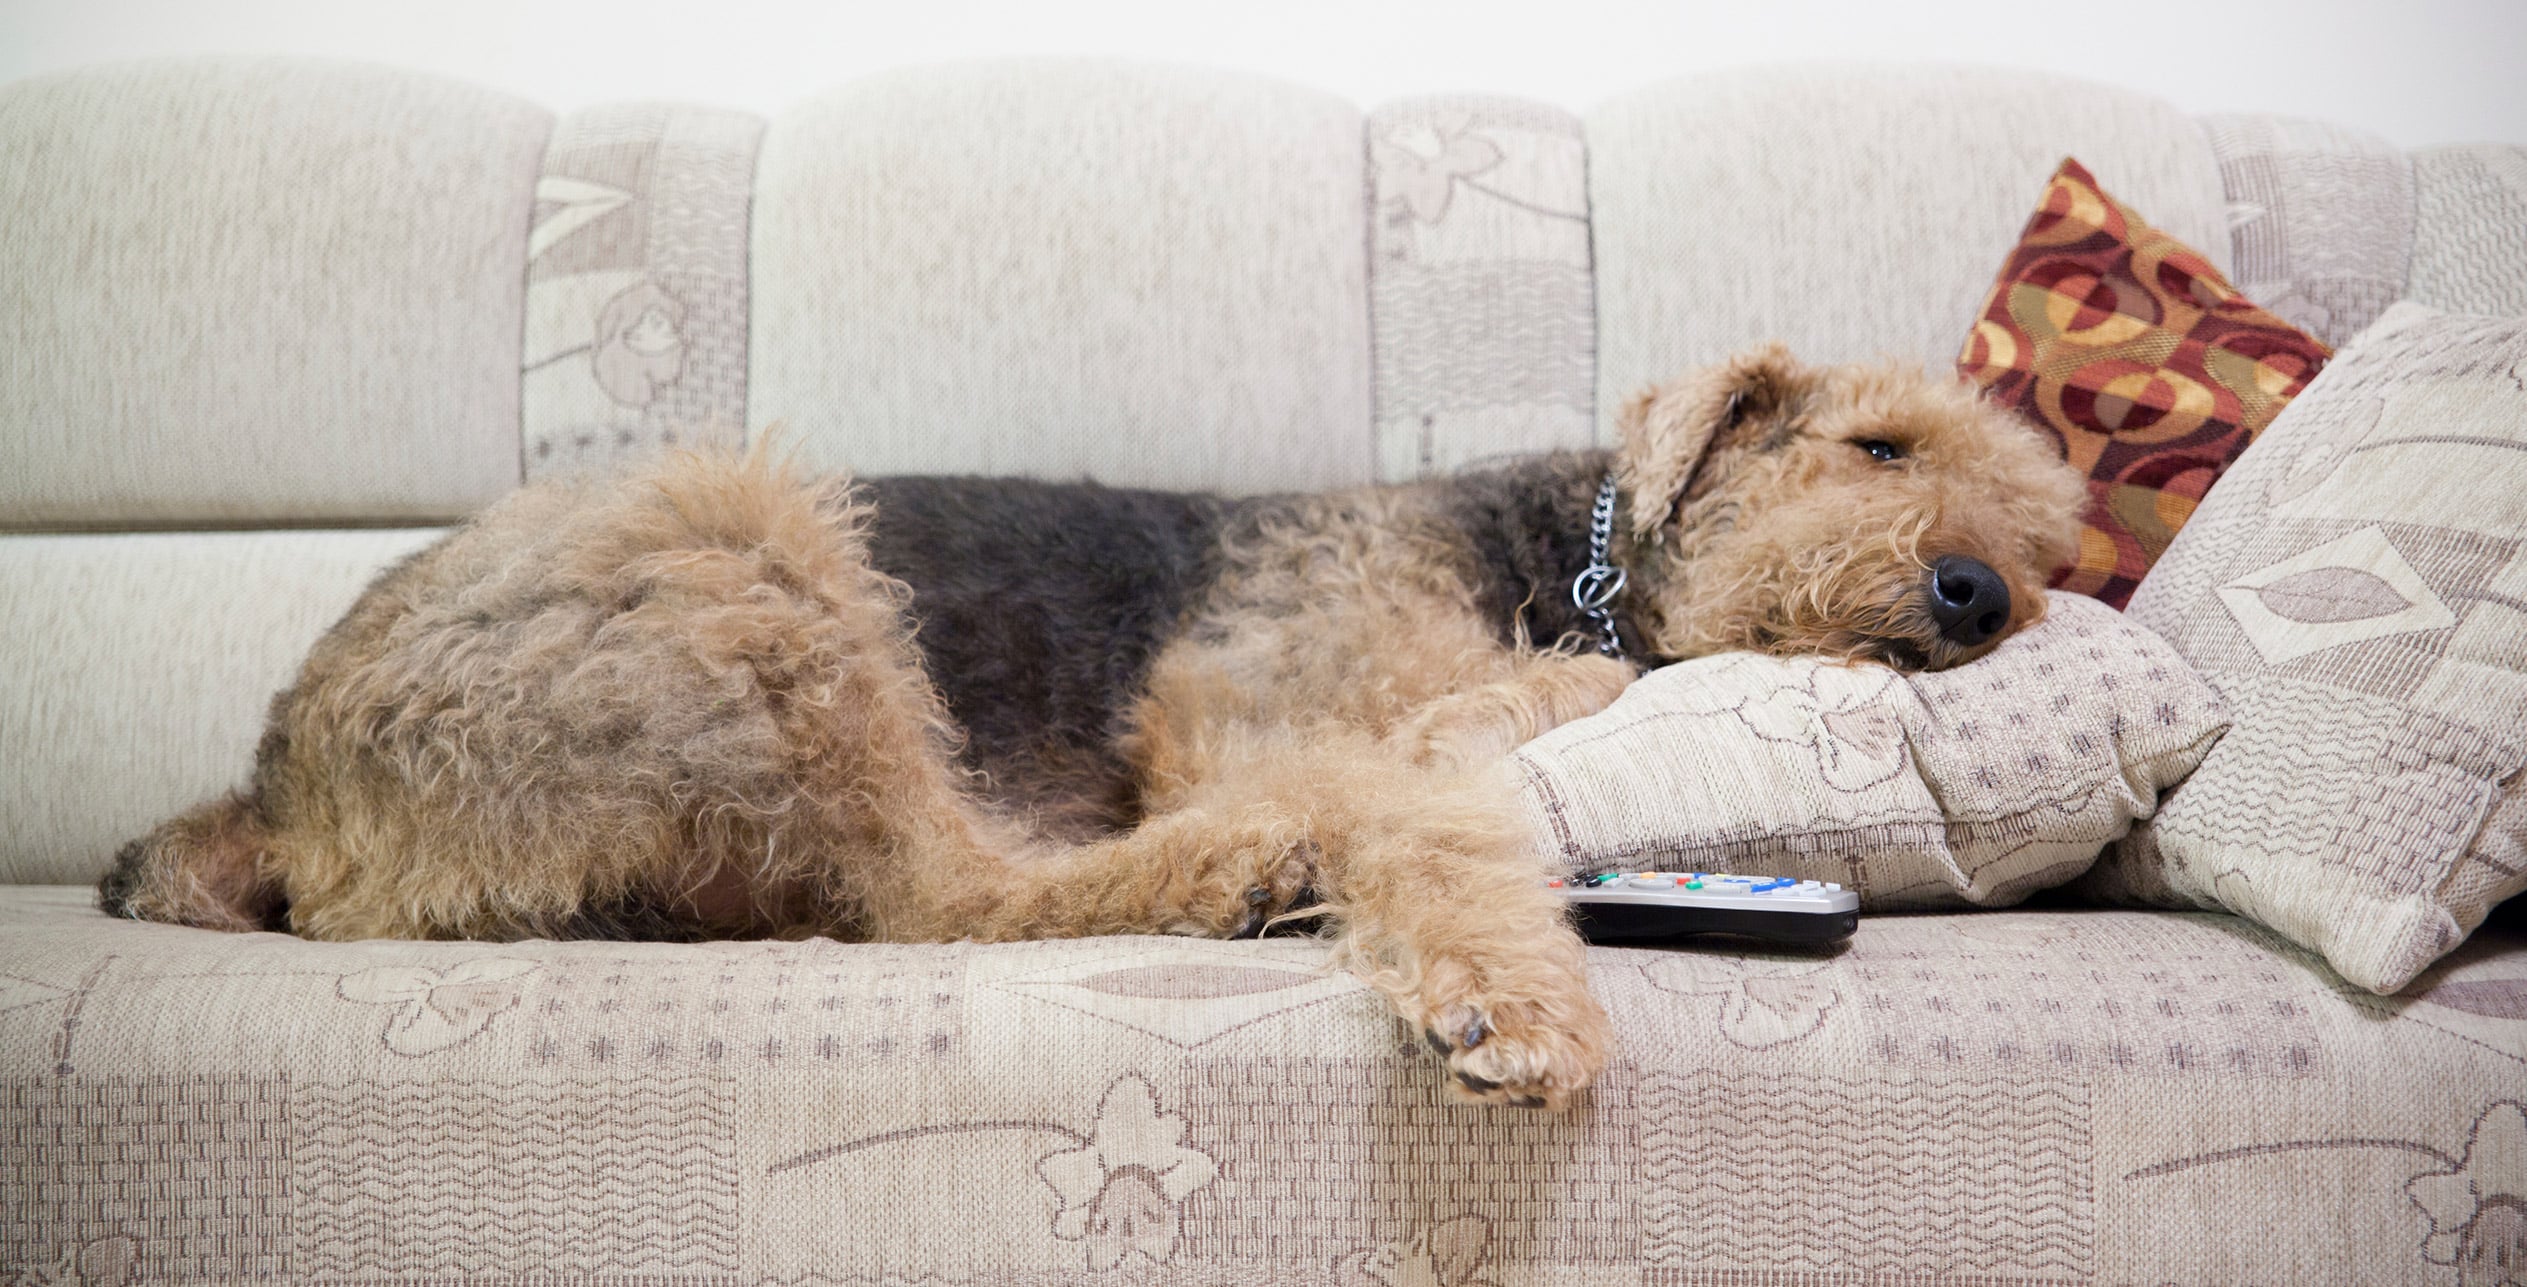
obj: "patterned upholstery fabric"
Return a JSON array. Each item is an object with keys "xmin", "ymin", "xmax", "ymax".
[
  {"xmin": 3, "ymin": 58, "xmax": 2523, "ymax": 1282},
  {"xmin": 1961, "ymin": 158, "xmax": 2334, "ymax": 609},
  {"xmin": 524, "ymin": 103, "xmax": 764, "ymax": 480},
  {"xmin": 2203, "ymin": 113, "xmax": 2416, "ymax": 348},
  {"xmin": 2409, "ymin": 144, "xmax": 2527, "ymax": 319},
  {"xmin": 1366, "ymin": 96, "xmax": 1596, "ymax": 481},
  {"xmin": 5, "ymin": 887, "xmax": 2520, "ymax": 1283},
  {"xmin": 1514, "ymin": 594, "xmax": 2227, "ymax": 909},
  {"xmin": 2086, "ymin": 302, "xmax": 2527, "ymax": 994}
]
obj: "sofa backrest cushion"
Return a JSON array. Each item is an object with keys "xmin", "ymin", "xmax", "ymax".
[
  {"xmin": 0, "ymin": 59, "xmax": 550, "ymax": 527},
  {"xmin": 3, "ymin": 58, "xmax": 2522, "ymax": 891},
  {"xmin": 0, "ymin": 529, "xmax": 446, "ymax": 885},
  {"xmin": 1586, "ymin": 65, "xmax": 2230, "ymax": 438},
  {"xmin": 2408, "ymin": 144, "xmax": 2527, "ymax": 320},
  {"xmin": 746, "ymin": 62, "xmax": 1375, "ymax": 496},
  {"xmin": 2201, "ymin": 113, "xmax": 2416, "ymax": 349}
]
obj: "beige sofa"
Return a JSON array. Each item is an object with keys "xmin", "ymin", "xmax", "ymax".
[{"xmin": 3, "ymin": 58, "xmax": 2523, "ymax": 1283}]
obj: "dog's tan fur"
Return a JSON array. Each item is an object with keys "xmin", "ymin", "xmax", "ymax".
[{"xmin": 104, "ymin": 346, "xmax": 2084, "ymax": 1107}]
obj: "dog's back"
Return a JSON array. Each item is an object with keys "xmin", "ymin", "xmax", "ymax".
[{"xmin": 858, "ymin": 475, "xmax": 1229, "ymax": 837}]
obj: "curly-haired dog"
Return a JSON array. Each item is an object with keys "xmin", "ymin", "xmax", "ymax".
[{"xmin": 102, "ymin": 345, "xmax": 2085, "ymax": 1106}]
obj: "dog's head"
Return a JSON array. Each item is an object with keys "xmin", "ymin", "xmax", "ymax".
[{"xmin": 1616, "ymin": 343, "xmax": 2086, "ymax": 670}]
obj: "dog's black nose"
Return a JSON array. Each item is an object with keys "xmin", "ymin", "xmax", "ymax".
[{"xmin": 1928, "ymin": 555, "xmax": 2011, "ymax": 649}]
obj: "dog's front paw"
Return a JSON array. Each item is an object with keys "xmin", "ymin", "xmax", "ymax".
[{"xmin": 1408, "ymin": 973, "xmax": 1608, "ymax": 1109}]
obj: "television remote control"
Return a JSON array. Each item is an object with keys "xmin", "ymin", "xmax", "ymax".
[{"xmin": 1549, "ymin": 870, "xmax": 1859, "ymax": 946}]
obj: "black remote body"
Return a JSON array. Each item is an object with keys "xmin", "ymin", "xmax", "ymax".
[{"xmin": 1550, "ymin": 871, "xmax": 1860, "ymax": 946}]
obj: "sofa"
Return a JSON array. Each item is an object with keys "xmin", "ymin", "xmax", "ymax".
[{"xmin": 3, "ymin": 57, "xmax": 2522, "ymax": 1284}]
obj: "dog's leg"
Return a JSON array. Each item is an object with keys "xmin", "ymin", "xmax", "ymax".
[
  {"xmin": 1031, "ymin": 736, "xmax": 1608, "ymax": 1106},
  {"xmin": 953, "ymin": 803, "xmax": 1320, "ymax": 942},
  {"xmin": 1300, "ymin": 751, "xmax": 1611, "ymax": 1109},
  {"xmin": 1390, "ymin": 651, "xmax": 1637, "ymax": 769}
]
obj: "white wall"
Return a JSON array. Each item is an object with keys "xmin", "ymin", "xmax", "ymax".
[{"xmin": 4, "ymin": 0, "xmax": 2523, "ymax": 146}]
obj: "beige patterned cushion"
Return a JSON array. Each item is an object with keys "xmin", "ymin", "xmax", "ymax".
[
  {"xmin": 1367, "ymin": 96, "xmax": 1595, "ymax": 481},
  {"xmin": 2203, "ymin": 114, "xmax": 2415, "ymax": 349},
  {"xmin": 2409, "ymin": 144, "xmax": 2527, "ymax": 320},
  {"xmin": 5, "ymin": 885, "xmax": 2520, "ymax": 1281},
  {"xmin": 1514, "ymin": 593, "xmax": 2227, "ymax": 908},
  {"xmin": 2084, "ymin": 302, "xmax": 2527, "ymax": 993},
  {"xmin": 523, "ymin": 102, "xmax": 764, "ymax": 480}
]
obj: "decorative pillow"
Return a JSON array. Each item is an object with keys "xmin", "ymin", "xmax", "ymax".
[
  {"xmin": 1512, "ymin": 593, "xmax": 2227, "ymax": 909},
  {"xmin": 1959, "ymin": 157, "xmax": 2333, "ymax": 609},
  {"xmin": 2075, "ymin": 302, "xmax": 2527, "ymax": 994}
]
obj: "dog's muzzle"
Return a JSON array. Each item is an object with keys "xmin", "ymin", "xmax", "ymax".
[{"xmin": 1927, "ymin": 555, "xmax": 2011, "ymax": 649}]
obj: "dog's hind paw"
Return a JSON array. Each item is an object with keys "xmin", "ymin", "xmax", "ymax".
[
  {"xmin": 1231, "ymin": 873, "xmax": 1322, "ymax": 938},
  {"xmin": 1409, "ymin": 982, "xmax": 1608, "ymax": 1109},
  {"xmin": 1154, "ymin": 834, "xmax": 1320, "ymax": 939}
]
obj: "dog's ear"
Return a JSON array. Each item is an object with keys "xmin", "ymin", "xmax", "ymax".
[{"xmin": 1616, "ymin": 343, "xmax": 1809, "ymax": 540}]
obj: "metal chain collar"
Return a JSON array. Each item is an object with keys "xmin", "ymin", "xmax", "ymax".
[{"xmin": 1570, "ymin": 471, "xmax": 1627, "ymax": 659}]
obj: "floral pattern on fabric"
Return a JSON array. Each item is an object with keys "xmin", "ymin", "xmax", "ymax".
[
  {"xmin": 1959, "ymin": 157, "xmax": 2332, "ymax": 609},
  {"xmin": 1641, "ymin": 952, "xmax": 1841, "ymax": 1049},
  {"xmin": 336, "ymin": 957, "xmax": 540, "ymax": 1056},
  {"xmin": 1035, "ymin": 1074, "xmax": 1219, "ymax": 1272},
  {"xmin": 2407, "ymin": 1101, "xmax": 2527, "ymax": 1285},
  {"xmin": 1335, "ymin": 1214, "xmax": 1501, "ymax": 1287}
]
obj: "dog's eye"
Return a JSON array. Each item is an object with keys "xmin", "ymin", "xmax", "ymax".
[{"xmin": 1855, "ymin": 439, "xmax": 1906, "ymax": 463}]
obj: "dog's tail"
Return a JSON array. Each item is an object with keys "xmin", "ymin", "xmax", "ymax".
[{"xmin": 97, "ymin": 792, "xmax": 289, "ymax": 932}]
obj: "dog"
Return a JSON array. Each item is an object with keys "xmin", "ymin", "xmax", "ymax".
[{"xmin": 100, "ymin": 344, "xmax": 2086, "ymax": 1107}]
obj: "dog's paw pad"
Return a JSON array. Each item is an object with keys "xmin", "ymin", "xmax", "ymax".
[{"xmin": 1422, "ymin": 1012, "xmax": 1492, "ymax": 1054}]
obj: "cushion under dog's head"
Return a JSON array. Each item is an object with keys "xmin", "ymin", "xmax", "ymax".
[{"xmin": 1617, "ymin": 343, "xmax": 2087, "ymax": 671}]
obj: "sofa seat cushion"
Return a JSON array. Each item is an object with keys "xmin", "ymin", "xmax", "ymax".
[{"xmin": 4, "ymin": 886, "xmax": 2520, "ymax": 1283}]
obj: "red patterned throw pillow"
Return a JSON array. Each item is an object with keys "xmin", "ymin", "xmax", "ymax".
[{"xmin": 1959, "ymin": 158, "xmax": 2331, "ymax": 609}]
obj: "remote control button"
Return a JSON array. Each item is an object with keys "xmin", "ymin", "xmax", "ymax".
[{"xmin": 1684, "ymin": 880, "xmax": 1703, "ymax": 890}]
